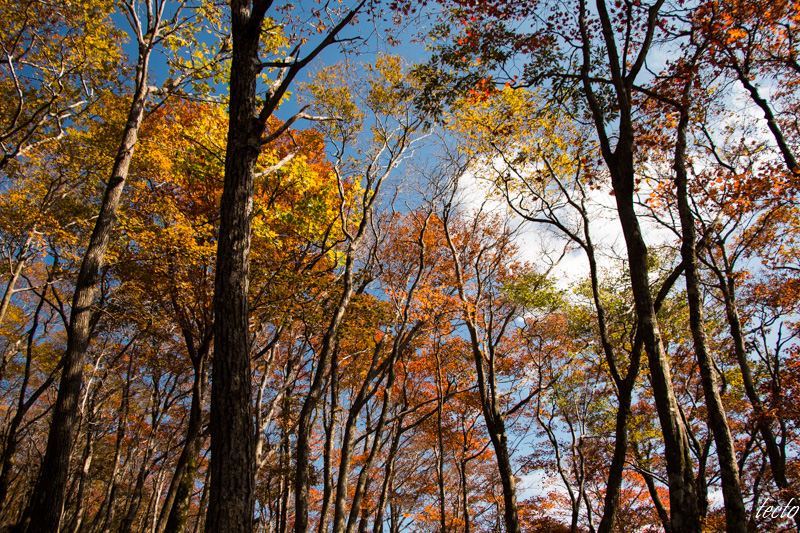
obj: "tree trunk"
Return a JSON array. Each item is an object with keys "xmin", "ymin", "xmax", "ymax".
[
  {"xmin": 209, "ymin": 3, "xmax": 364, "ymax": 530},
  {"xmin": 710, "ymin": 247, "xmax": 800, "ymax": 531},
  {"xmin": 21, "ymin": 43, "xmax": 152, "ymax": 533},
  {"xmin": 373, "ymin": 413, "xmax": 403, "ymax": 533},
  {"xmin": 484, "ymin": 415, "xmax": 521, "ymax": 533},
  {"xmin": 345, "ymin": 390, "xmax": 392, "ymax": 533},
  {"xmin": 611, "ymin": 170, "xmax": 700, "ymax": 532},
  {"xmin": 435, "ymin": 350, "xmax": 447, "ymax": 533},
  {"xmin": 0, "ymin": 229, "xmax": 35, "ymax": 328},
  {"xmin": 459, "ymin": 458, "xmax": 469, "ymax": 533},
  {"xmin": 673, "ymin": 104, "xmax": 747, "ymax": 533},
  {"xmin": 206, "ymin": 4, "xmax": 263, "ymax": 531},
  {"xmin": 296, "ymin": 250, "xmax": 362, "ymax": 533},
  {"xmin": 192, "ymin": 466, "xmax": 211, "ymax": 533},
  {"xmin": 576, "ymin": 0, "xmax": 701, "ymax": 527},
  {"xmin": 443, "ymin": 219, "xmax": 522, "ymax": 533},
  {"xmin": 159, "ymin": 351, "xmax": 209, "ymax": 533},
  {"xmin": 317, "ymin": 352, "xmax": 339, "ymax": 533},
  {"xmin": 66, "ymin": 401, "xmax": 96, "ymax": 533},
  {"xmin": 119, "ymin": 443, "xmax": 156, "ymax": 533},
  {"xmin": 0, "ymin": 289, "xmax": 51, "ymax": 511}
]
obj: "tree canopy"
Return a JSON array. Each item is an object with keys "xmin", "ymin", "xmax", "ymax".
[{"xmin": 0, "ymin": 1, "xmax": 798, "ymax": 532}]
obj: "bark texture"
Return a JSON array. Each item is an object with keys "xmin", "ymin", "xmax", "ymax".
[
  {"xmin": 577, "ymin": 0, "xmax": 701, "ymax": 528},
  {"xmin": 21, "ymin": 46, "xmax": 151, "ymax": 533},
  {"xmin": 206, "ymin": 4, "xmax": 262, "ymax": 530},
  {"xmin": 673, "ymin": 102, "xmax": 747, "ymax": 533}
]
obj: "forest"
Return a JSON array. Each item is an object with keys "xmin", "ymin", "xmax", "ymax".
[{"xmin": 0, "ymin": 0, "xmax": 798, "ymax": 532}]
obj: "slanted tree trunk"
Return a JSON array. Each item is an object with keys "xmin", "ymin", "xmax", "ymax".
[
  {"xmin": 0, "ymin": 229, "xmax": 36, "ymax": 329},
  {"xmin": 607, "ymin": 152, "xmax": 700, "ymax": 533},
  {"xmin": 317, "ymin": 351, "xmax": 339, "ymax": 533},
  {"xmin": 673, "ymin": 96, "xmax": 747, "ymax": 532},
  {"xmin": 634, "ymin": 442, "xmax": 672, "ymax": 533},
  {"xmin": 66, "ymin": 396, "xmax": 97, "ymax": 533},
  {"xmin": 119, "ymin": 442, "xmax": 156, "ymax": 533},
  {"xmin": 576, "ymin": 0, "xmax": 701, "ymax": 528},
  {"xmin": 158, "ymin": 339, "xmax": 210, "ymax": 533},
  {"xmin": 373, "ymin": 411, "xmax": 403, "ymax": 533},
  {"xmin": 706, "ymin": 243, "xmax": 800, "ymax": 531},
  {"xmin": 329, "ymin": 338, "xmax": 389, "ymax": 533},
  {"xmin": 21, "ymin": 29, "xmax": 155, "ymax": 533},
  {"xmin": 0, "ymin": 287, "xmax": 57, "ymax": 511}
]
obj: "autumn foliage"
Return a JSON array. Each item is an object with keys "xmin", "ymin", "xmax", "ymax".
[{"xmin": 0, "ymin": 1, "xmax": 799, "ymax": 533}]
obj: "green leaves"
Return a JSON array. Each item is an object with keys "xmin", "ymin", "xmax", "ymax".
[{"xmin": 503, "ymin": 271, "xmax": 565, "ymax": 312}]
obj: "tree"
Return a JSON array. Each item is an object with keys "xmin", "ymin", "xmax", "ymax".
[
  {"xmin": 19, "ymin": 2, "xmax": 229, "ymax": 529},
  {"xmin": 0, "ymin": 0, "xmax": 121, "ymax": 170},
  {"xmin": 412, "ymin": 0, "xmax": 770, "ymax": 528},
  {"xmin": 290, "ymin": 54, "xmax": 430, "ymax": 533},
  {"xmin": 423, "ymin": 159, "xmax": 565, "ymax": 533}
]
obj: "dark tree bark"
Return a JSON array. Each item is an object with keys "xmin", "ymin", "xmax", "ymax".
[
  {"xmin": 575, "ymin": 0, "xmax": 701, "ymax": 529},
  {"xmin": 65, "ymin": 390, "xmax": 99, "ymax": 533},
  {"xmin": 316, "ymin": 355, "xmax": 339, "ymax": 533},
  {"xmin": 208, "ymin": 3, "xmax": 364, "ymax": 531},
  {"xmin": 206, "ymin": 5, "xmax": 261, "ymax": 524},
  {"xmin": 162, "ymin": 366, "xmax": 208, "ymax": 533},
  {"xmin": 705, "ymin": 241, "xmax": 800, "ymax": 531},
  {"xmin": 673, "ymin": 93, "xmax": 747, "ymax": 532},
  {"xmin": 0, "ymin": 286, "xmax": 58, "ymax": 512},
  {"xmin": 159, "ymin": 329, "xmax": 211, "ymax": 533},
  {"xmin": 442, "ymin": 211, "xmax": 522, "ymax": 533},
  {"xmin": 20, "ymin": 18, "xmax": 157, "ymax": 531},
  {"xmin": 373, "ymin": 410, "xmax": 404, "ymax": 533}
]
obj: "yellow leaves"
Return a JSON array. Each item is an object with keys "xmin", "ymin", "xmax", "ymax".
[
  {"xmin": 161, "ymin": 1, "xmax": 234, "ymax": 96},
  {"xmin": 299, "ymin": 65, "xmax": 364, "ymax": 142},
  {"xmin": 0, "ymin": 0, "xmax": 125, "ymax": 165},
  {"xmin": 301, "ymin": 54, "xmax": 425, "ymax": 147},
  {"xmin": 364, "ymin": 54, "xmax": 413, "ymax": 116},
  {"xmin": 444, "ymin": 86, "xmax": 587, "ymax": 196},
  {"xmin": 726, "ymin": 27, "xmax": 748, "ymax": 43},
  {"xmin": 251, "ymin": 130, "xmax": 348, "ymax": 267}
]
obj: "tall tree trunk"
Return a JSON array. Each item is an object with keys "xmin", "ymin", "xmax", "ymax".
[
  {"xmin": 317, "ymin": 352, "xmax": 339, "ymax": 533},
  {"xmin": 159, "ymin": 350, "xmax": 209, "ymax": 533},
  {"xmin": 578, "ymin": 194, "xmax": 643, "ymax": 533},
  {"xmin": 345, "ymin": 389, "xmax": 393, "ymax": 533},
  {"xmin": 459, "ymin": 457, "xmax": 469, "ymax": 533},
  {"xmin": 192, "ymin": 466, "xmax": 211, "ymax": 533},
  {"xmin": 0, "ymin": 287, "xmax": 52, "ymax": 511},
  {"xmin": 206, "ymin": 4, "xmax": 263, "ymax": 531},
  {"xmin": 483, "ymin": 411, "xmax": 520, "ymax": 533},
  {"xmin": 435, "ymin": 349, "xmax": 447, "ymax": 533},
  {"xmin": 610, "ymin": 168, "xmax": 700, "ymax": 532},
  {"xmin": 709, "ymin": 246, "xmax": 800, "ymax": 531},
  {"xmin": 96, "ymin": 356, "xmax": 136, "ymax": 533},
  {"xmin": 66, "ymin": 399, "xmax": 97, "ymax": 533},
  {"xmin": 330, "ymin": 339, "xmax": 388, "ymax": 533},
  {"xmin": 373, "ymin": 413, "xmax": 403, "ymax": 533},
  {"xmin": 21, "ymin": 40, "xmax": 153, "ymax": 533},
  {"xmin": 208, "ymin": 3, "xmax": 364, "ymax": 530},
  {"xmin": 673, "ymin": 103, "xmax": 747, "ymax": 533},
  {"xmin": 443, "ymin": 224, "xmax": 522, "ymax": 533},
  {"xmin": 119, "ymin": 443, "xmax": 156, "ymax": 533},
  {"xmin": 576, "ymin": 0, "xmax": 701, "ymax": 528},
  {"xmin": 295, "ymin": 258, "xmax": 357, "ymax": 533}
]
